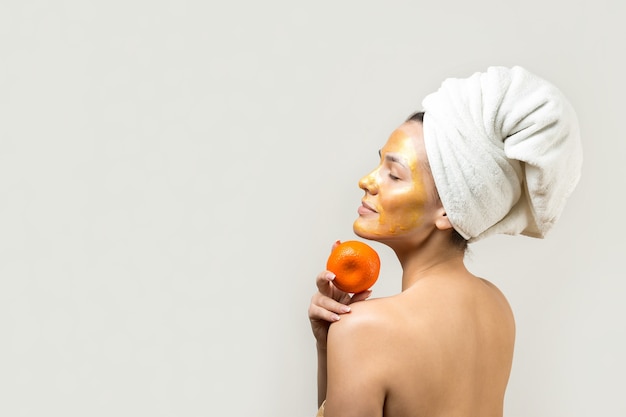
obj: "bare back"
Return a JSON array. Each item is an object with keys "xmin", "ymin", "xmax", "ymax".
[{"xmin": 325, "ymin": 273, "xmax": 515, "ymax": 417}]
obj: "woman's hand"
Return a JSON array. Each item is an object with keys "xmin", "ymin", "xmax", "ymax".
[{"xmin": 308, "ymin": 242, "xmax": 372, "ymax": 348}]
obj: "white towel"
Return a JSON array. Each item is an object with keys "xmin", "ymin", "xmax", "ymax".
[{"xmin": 421, "ymin": 66, "xmax": 583, "ymax": 242}]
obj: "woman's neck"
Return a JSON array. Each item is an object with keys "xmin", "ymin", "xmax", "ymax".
[{"xmin": 392, "ymin": 235, "xmax": 468, "ymax": 291}]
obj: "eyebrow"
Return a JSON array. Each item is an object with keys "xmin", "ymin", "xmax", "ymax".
[{"xmin": 379, "ymin": 150, "xmax": 409, "ymax": 169}]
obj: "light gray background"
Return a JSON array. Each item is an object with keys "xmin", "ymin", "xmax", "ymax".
[{"xmin": 1, "ymin": 1, "xmax": 624, "ymax": 416}]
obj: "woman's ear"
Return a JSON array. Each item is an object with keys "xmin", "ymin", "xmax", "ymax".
[{"xmin": 435, "ymin": 211, "xmax": 453, "ymax": 231}]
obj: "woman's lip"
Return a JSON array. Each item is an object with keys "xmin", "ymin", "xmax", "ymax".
[{"xmin": 358, "ymin": 202, "xmax": 377, "ymax": 215}]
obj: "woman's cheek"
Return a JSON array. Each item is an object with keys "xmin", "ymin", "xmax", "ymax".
[{"xmin": 380, "ymin": 192, "xmax": 424, "ymax": 234}]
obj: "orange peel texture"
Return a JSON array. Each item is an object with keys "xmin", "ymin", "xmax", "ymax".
[{"xmin": 326, "ymin": 240, "xmax": 380, "ymax": 293}]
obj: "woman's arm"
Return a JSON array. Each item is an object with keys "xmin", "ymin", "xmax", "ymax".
[
  {"xmin": 308, "ymin": 269, "xmax": 372, "ymax": 407},
  {"xmin": 323, "ymin": 304, "xmax": 386, "ymax": 417},
  {"xmin": 316, "ymin": 344, "xmax": 328, "ymax": 408}
]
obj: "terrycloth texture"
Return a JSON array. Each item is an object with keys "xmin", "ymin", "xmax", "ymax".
[{"xmin": 422, "ymin": 66, "xmax": 583, "ymax": 242}]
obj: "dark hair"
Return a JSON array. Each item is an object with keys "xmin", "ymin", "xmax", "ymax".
[
  {"xmin": 406, "ymin": 111, "xmax": 425, "ymax": 123},
  {"xmin": 406, "ymin": 110, "xmax": 469, "ymax": 253}
]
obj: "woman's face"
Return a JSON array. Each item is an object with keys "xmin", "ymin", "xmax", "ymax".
[{"xmin": 353, "ymin": 121, "xmax": 441, "ymax": 242}]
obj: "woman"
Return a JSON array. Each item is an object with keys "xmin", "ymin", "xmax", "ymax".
[{"xmin": 308, "ymin": 66, "xmax": 582, "ymax": 417}]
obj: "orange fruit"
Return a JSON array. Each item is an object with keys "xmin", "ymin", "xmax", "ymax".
[{"xmin": 326, "ymin": 240, "xmax": 380, "ymax": 293}]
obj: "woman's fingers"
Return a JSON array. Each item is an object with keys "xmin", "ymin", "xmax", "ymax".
[
  {"xmin": 314, "ymin": 269, "xmax": 372, "ymax": 305},
  {"xmin": 315, "ymin": 270, "xmax": 351, "ymax": 303},
  {"xmin": 311, "ymin": 262, "xmax": 373, "ymax": 328},
  {"xmin": 308, "ymin": 303, "xmax": 342, "ymax": 323},
  {"xmin": 312, "ymin": 292, "xmax": 351, "ymax": 315},
  {"xmin": 315, "ymin": 270, "xmax": 336, "ymax": 295},
  {"xmin": 308, "ymin": 292, "xmax": 351, "ymax": 324}
]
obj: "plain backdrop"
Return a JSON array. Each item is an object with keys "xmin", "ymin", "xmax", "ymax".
[{"xmin": 1, "ymin": 1, "xmax": 624, "ymax": 416}]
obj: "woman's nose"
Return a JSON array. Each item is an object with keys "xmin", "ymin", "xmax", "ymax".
[{"xmin": 359, "ymin": 171, "xmax": 378, "ymax": 194}]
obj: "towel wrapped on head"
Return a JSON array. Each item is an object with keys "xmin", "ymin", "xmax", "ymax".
[{"xmin": 421, "ymin": 66, "xmax": 583, "ymax": 242}]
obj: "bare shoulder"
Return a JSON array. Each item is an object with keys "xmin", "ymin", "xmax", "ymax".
[
  {"xmin": 327, "ymin": 298, "xmax": 396, "ymax": 352},
  {"xmin": 404, "ymin": 274, "xmax": 516, "ymax": 356},
  {"xmin": 326, "ymin": 296, "xmax": 423, "ymax": 383},
  {"xmin": 330, "ymin": 276, "xmax": 514, "ymax": 335},
  {"xmin": 476, "ymin": 277, "xmax": 516, "ymax": 321},
  {"xmin": 410, "ymin": 273, "xmax": 514, "ymax": 315},
  {"xmin": 324, "ymin": 299, "xmax": 394, "ymax": 416}
]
